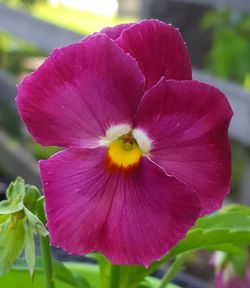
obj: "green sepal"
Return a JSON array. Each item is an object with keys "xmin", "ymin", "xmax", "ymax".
[
  {"xmin": 24, "ymin": 207, "xmax": 48, "ymax": 237},
  {"xmin": 7, "ymin": 177, "xmax": 25, "ymax": 201},
  {"xmin": 23, "ymin": 185, "xmax": 40, "ymax": 213}
]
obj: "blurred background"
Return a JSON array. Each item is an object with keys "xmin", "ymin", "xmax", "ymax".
[{"xmin": 0, "ymin": 0, "xmax": 249, "ymax": 286}]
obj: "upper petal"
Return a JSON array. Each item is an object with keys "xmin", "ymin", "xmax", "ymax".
[
  {"xmin": 100, "ymin": 23, "xmax": 133, "ymax": 40},
  {"xmin": 40, "ymin": 147, "xmax": 200, "ymax": 266},
  {"xmin": 16, "ymin": 34, "xmax": 145, "ymax": 148},
  {"xmin": 135, "ymin": 79, "xmax": 233, "ymax": 216},
  {"xmin": 115, "ymin": 19, "xmax": 192, "ymax": 90}
]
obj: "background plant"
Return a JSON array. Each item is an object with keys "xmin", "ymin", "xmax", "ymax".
[{"xmin": 201, "ymin": 9, "xmax": 250, "ymax": 86}]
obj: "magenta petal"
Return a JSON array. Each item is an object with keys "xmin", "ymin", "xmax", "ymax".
[
  {"xmin": 16, "ymin": 34, "xmax": 144, "ymax": 148},
  {"xmin": 135, "ymin": 79, "xmax": 233, "ymax": 216},
  {"xmin": 116, "ymin": 19, "xmax": 192, "ymax": 89},
  {"xmin": 40, "ymin": 147, "xmax": 200, "ymax": 266},
  {"xmin": 215, "ymin": 269, "xmax": 250, "ymax": 288},
  {"xmin": 100, "ymin": 23, "xmax": 133, "ymax": 40}
]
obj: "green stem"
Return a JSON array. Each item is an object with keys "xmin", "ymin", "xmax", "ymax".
[
  {"xmin": 37, "ymin": 201, "xmax": 55, "ymax": 288},
  {"xmin": 110, "ymin": 264, "xmax": 120, "ymax": 288},
  {"xmin": 158, "ymin": 252, "xmax": 190, "ymax": 288}
]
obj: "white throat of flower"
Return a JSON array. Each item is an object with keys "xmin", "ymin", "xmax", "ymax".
[{"xmin": 99, "ymin": 124, "xmax": 151, "ymax": 155}]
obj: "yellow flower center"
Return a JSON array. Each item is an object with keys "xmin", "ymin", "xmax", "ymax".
[{"xmin": 107, "ymin": 133, "xmax": 142, "ymax": 169}]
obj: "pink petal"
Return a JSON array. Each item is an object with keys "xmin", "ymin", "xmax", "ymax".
[
  {"xmin": 16, "ymin": 34, "xmax": 145, "ymax": 148},
  {"xmin": 215, "ymin": 270, "xmax": 250, "ymax": 288},
  {"xmin": 116, "ymin": 19, "xmax": 192, "ymax": 89},
  {"xmin": 135, "ymin": 78, "xmax": 233, "ymax": 216},
  {"xmin": 40, "ymin": 147, "xmax": 200, "ymax": 266},
  {"xmin": 100, "ymin": 23, "xmax": 133, "ymax": 40}
]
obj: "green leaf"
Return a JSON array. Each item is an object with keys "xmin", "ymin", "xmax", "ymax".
[
  {"xmin": 0, "ymin": 217, "xmax": 25, "ymax": 275},
  {"xmin": 0, "ymin": 178, "xmax": 26, "ymax": 215},
  {"xmin": 137, "ymin": 280, "xmax": 153, "ymax": 288},
  {"xmin": 74, "ymin": 274, "xmax": 92, "ymax": 288},
  {"xmin": 24, "ymin": 207, "xmax": 48, "ymax": 237},
  {"xmin": 118, "ymin": 205, "xmax": 250, "ymax": 285},
  {"xmin": 0, "ymin": 214, "xmax": 9, "ymax": 225},
  {"xmin": 153, "ymin": 205, "xmax": 250, "ymax": 270},
  {"xmin": 13, "ymin": 258, "xmax": 92, "ymax": 287},
  {"xmin": 53, "ymin": 260, "xmax": 76, "ymax": 285},
  {"xmin": 24, "ymin": 225, "xmax": 36, "ymax": 278}
]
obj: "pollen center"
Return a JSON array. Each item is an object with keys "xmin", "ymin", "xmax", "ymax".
[{"xmin": 108, "ymin": 133, "xmax": 142, "ymax": 168}]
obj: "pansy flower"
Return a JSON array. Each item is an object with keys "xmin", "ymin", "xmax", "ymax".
[{"xmin": 16, "ymin": 20, "xmax": 233, "ymax": 267}]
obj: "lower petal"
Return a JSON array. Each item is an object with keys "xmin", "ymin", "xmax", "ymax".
[{"xmin": 40, "ymin": 147, "xmax": 200, "ymax": 266}]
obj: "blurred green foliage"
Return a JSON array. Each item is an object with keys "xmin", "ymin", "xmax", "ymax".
[
  {"xmin": 244, "ymin": 73, "xmax": 250, "ymax": 91},
  {"xmin": 0, "ymin": 0, "xmax": 47, "ymax": 9},
  {"xmin": 0, "ymin": 32, "xmax": 45, "ymax": 137},
  {"xmin": 0, "ymin": 32, "xmax": 45, "ymax": 76},
  {"xmin": 201, "ymin": 9, "xmax": 250, "ymax": 84},
  {"xmin": 31, "ymin": 143, "xmax": 60, "ymax": 160}
]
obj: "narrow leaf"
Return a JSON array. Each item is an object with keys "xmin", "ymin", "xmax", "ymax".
[
  {"xmin": 74, "ymin": 274, "xmax": 92, "ymax": 288},
  {"xmin": 96, "ymin": 253, "xmax": 111, "ymax": 288},
  {"xmin": 24, "ymin": 225, "xmax": 36, "ymax": 278},
  {"xmin": 53, "ymin": 260, "xmax": 76, "ymax": 285}
]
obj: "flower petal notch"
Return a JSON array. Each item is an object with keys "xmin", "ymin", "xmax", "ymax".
[
  {"xmin": 115, "ymin": 19, "xmax": 192, "ymax": 89},
  {"xmin": 100, "ymin": 23, "xmax": 133, "ymax": 40},
  {"xmin": 16, "ymin": 19, "xmax": 233, "ymax": 266}
]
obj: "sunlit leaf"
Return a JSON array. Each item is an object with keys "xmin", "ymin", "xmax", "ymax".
[{"xmin": 0, "ymin": 217, "xmax": 25, "ymax": 275}]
